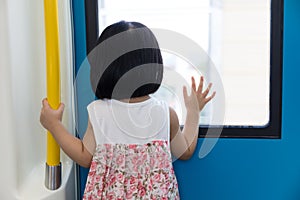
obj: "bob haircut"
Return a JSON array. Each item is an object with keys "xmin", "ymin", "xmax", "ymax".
[{"xmin": 88, "ymin": 21, "xmax": 163, "ymax": 100}]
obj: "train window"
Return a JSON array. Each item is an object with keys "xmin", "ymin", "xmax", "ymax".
[{"xmin": 85, "ymin": 0, "xmax": 283, "ymax": 138}]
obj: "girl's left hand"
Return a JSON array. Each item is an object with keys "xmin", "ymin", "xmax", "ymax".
[
  {"xmin": 193, "ymin": 76, "xmax": 216, "ymax": 112},
  {"xmin": 183, "ymin": 76, "xmax": 216, "ymax": 113},
  {"xmin": 40, "ymin": 98, "xmax": 65, "ymax": 132}
]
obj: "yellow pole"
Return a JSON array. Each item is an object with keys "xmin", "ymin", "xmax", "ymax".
[{"xmin": 44, "ymin": 0, "xmax": 61, "ymax": 190}]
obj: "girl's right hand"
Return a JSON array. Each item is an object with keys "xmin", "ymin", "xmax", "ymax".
[
  {"xmin": 40, "ymin": 98, "xmax": 65, "ymax": 132},
  {"xmin": 183, "ymin": 76, "xmax": 216, "ymax": 113}
]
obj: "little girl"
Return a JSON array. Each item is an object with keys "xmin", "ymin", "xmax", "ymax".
[{"xmin": 40, "ymin": 21, "xmax": 215, "ymax": 199}]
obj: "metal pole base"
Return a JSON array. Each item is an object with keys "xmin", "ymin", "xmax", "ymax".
[{"xmin": 45, "ymin": 162, "xmax": 61, "ymax": 190}]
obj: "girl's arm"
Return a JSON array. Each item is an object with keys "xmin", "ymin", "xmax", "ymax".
[
  {"xmin": 170, "ymin": 76, "xmax": 215, "ymax": 160},
  {"xmin": 40, "ymin": 99, "xmax": 93, "ymax": 168}
]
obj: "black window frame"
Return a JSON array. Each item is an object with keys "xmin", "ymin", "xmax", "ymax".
[{"xmin": 84, "ymin": 0, "xmax": 283, "ymax": 139}]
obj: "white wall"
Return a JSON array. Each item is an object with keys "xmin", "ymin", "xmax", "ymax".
[
  {"xmin": 0, "ymin": 0, "xmax": 76, "ymax": 199},
  {"xmin": 0, "ymin": 1, "xmax": 18, "ymax": 199}
]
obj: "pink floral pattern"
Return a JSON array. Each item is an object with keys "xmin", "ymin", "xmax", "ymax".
[{"xmin": 83, "ymin": 140, "xmax": 179, "ymax": 199}]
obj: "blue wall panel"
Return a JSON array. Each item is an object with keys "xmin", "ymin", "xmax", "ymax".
[{"xmin": 72, "ymin": 0, "xmax": 89, "ymax": 198}]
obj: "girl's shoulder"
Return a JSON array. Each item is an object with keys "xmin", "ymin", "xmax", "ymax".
[
  {"xmin": 87, "ymin": 99, "xmax": 109, "ymax": 108},
  {"xmin": 87, "ymin": 99, "xmax": 110, "ymax": 117}
]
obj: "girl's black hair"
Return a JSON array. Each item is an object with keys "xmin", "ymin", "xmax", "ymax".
[{"xmin": 89, "ymin": 21, "xmax": 163, "ymax": 100}]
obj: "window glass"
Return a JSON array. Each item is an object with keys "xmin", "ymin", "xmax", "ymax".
[{"xmin": 97, "ymin": 0, "xmax": 271, "ymax": 127}]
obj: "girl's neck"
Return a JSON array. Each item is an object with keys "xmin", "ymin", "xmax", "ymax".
[{"xmin": 119, "ymin": 95, "xmax": 150, "ymax": 103}]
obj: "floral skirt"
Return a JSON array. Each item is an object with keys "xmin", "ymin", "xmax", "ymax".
[{"xmin": 83, "ymin": 140, "xmax": 180, "ymax": 200}]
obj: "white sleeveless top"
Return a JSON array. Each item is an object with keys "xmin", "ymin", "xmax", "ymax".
[
  {"xmin": 87, "ymin": 97, "xmax": 170, "ymax": 146},
  {"xmin": 83, "ymin": 97, "xmax": 180, "ymax": 199}
]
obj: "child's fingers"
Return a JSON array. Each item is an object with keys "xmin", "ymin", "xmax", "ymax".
[
  {"xmin": 57, "ymin": 103, "xmax": 65, "ymax": 121},
  {"xmin": 183, "ymin": 86, "xmax": 188, "ymax": 100},
  {"xmin": 205, "ymin": 91, "xmax": 216, "ymax": 103},
  {"xmin": 197, "ymin": 76, "xmax": 204, "ymax": 94},
  {"xmin": 58, "ymin": 103, "xmax": 65, "ymax": 113},
  {"xmin": 42, "ymin": 98, "xmax": 50, "ymax": 108},
  {"xmin": 202, "ymin": 83, "xmax": 212, "ymax": 97},
  {"xmin": 191, "ymin": 77, "xmax": 196, "ymax": 91}
]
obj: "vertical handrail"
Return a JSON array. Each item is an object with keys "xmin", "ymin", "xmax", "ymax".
[{"xmin": 44, "ymin": 0, "xmax": 61, "ymax": 190}]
